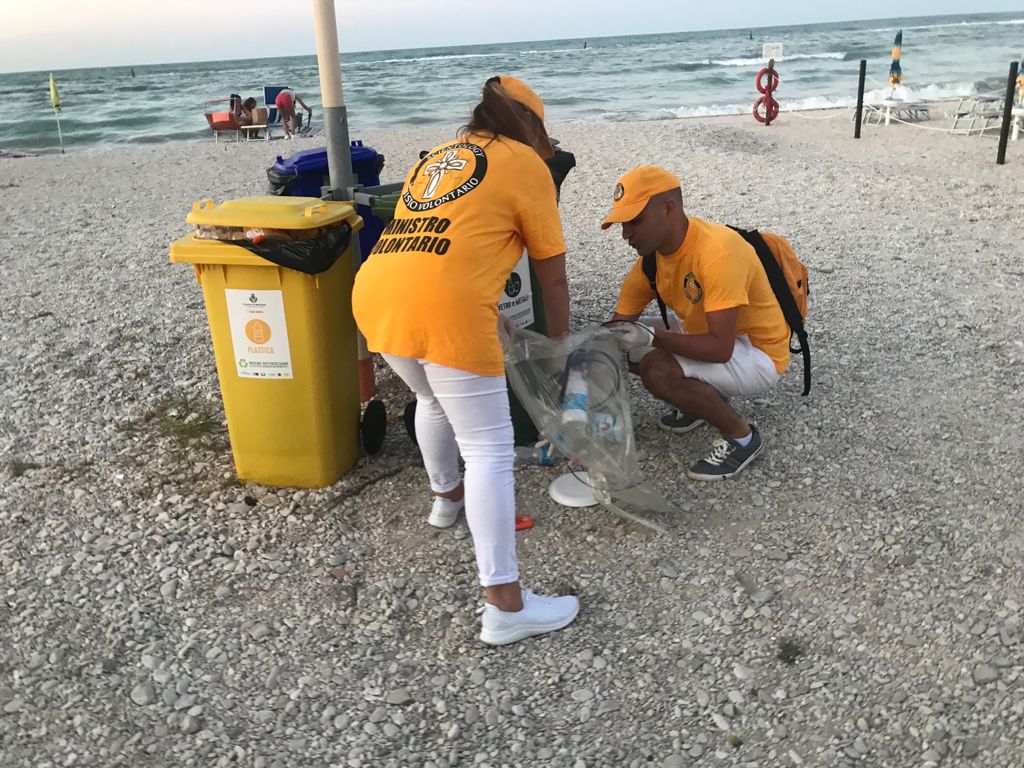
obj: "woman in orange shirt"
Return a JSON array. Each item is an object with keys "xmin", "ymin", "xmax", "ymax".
[{"xmin": 352, "ymin": 76, "xmax": 578, "ymax": 646}]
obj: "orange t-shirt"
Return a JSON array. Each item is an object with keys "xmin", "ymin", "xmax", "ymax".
[
  {"xmin": 352, "ymin": 133, "xmax": 565, "ymax": 376},
  {"xmin": 614, "ymin": 217, "xmax": 791, "ymax": 374}
]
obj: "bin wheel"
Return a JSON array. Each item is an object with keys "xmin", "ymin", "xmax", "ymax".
[
  {"xmin": 403, "ymin": 400, "xmax": 418, "ymax": 447},
  {"xmin": 360, "ymin": 400, "xmax": 387, "ymax": 455}
]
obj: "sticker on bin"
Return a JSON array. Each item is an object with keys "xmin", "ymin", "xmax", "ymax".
[
  {"xmin": 498, "ymin": 251, "xmax": 534, "ymax": 329},
  {"xmin": 225, "ymin": 289, "xmax": 293, "ymax": 379}
]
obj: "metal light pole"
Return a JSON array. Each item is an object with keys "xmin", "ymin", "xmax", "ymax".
[
  {"xmin": 312, "ymin": 0, "xmax": 376, "ymax": 401},
  {"xmin": 312, "ymin": 0, "xmax": 357, "ymax": 204}
]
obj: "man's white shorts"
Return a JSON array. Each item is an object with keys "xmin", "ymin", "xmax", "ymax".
[{"xmin": 627, "ymin": 314, "xmax": 781, "ymax": 399}]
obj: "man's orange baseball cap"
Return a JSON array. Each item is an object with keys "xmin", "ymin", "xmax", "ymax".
[
  {"xmin": 600, "ymin": 166, "xmax": 681, "ymax": 229},
  {"xmin": 496, "ymin": 75, "xmax": 545, "ymax": 123}
]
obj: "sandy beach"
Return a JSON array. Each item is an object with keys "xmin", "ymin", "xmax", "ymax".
[{"xmin": 2, "ymin": 109, "xmax": 1023, "ymax": 767}]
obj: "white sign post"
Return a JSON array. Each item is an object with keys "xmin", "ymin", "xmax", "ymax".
[{"xmin": 762, "ymin": 43, "xmax": 784, "ymax": 60}]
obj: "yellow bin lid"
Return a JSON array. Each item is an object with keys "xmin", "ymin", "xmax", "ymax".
[
  {"xmin": 186, "ymin": 195, "xmax": 358, "ymax": 230},
  {"xmin": 170, "ymin": 196, "xmax": 362, "ymax": 267}
]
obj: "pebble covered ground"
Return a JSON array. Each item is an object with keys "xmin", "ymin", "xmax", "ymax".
[{"xmin": 1, "ymin": 109, "xmax": 1022, "ymax": 767}]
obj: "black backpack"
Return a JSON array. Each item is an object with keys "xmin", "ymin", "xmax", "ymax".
[{"xmin": 641, "ymin": 226, "xmax": 811, "ymax": 396}]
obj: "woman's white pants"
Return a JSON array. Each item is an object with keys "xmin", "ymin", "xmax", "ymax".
[{"xmin": 382, "ymin": 354, "xmax": 518, "ymax": 587}]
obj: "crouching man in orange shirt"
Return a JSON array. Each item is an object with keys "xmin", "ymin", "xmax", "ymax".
[{"xmin": 603, "ymin": 166, "xmax": 791, "ymax": 481}]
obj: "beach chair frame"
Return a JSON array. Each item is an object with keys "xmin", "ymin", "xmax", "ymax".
[
  {"xmin": 242, "ymin": 106, "xmax": 270, "ymax": 142},
  {"xmin": 202, "ymin": 98, "xmax": 269, "ymax": 142},
  {"xmin": 853, "ymin": 100, "xmax": 930, "ymax": 128},
  {"xmin": 203, "ymin": 98, "xmax": 241, "ymax": 142},
  {"xmin": 950, "ymin": 96, "xmax": 1004, "ymax": 136}
]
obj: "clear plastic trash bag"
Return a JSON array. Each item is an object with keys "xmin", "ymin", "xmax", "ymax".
[{"xmin": 501, "ymin": 323, "xmax": 674, "ymax": 517}]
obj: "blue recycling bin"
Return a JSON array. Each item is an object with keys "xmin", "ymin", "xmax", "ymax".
[{"xmin": 267, "ymin": 142, "xmax": 385, "ymax": 259}]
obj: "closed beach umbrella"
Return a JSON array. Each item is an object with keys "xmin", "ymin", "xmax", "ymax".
[
  {"xmin": 888, "ymin": 30, "xmax": 903, "ymax": 91},
  {"xmin": 49, "ymin": 73, "xmax": 65, "ymax": 154}
]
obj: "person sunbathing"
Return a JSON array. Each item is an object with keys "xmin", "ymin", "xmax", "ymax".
[{"xmin": 232, "ymin": 97, "xmax": 259, "ymax": 126}]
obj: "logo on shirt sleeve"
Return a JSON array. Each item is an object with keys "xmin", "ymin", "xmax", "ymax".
[
  {"xmin": 684, "ymin": 273, "xmax": 703, "ymax": 304},
  {"xmin": 403, "ymin": 142, "xmax": 488, "ymax": 212}
]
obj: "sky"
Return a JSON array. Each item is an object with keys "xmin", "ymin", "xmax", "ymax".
[{"xmin": 1, "ymin": 0, "xmax": 1021, "ymax": 73}]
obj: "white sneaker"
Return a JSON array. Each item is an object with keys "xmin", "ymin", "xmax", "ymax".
[
  {"xmin": 479, "ymin": 589, "xmax": 579, "ymax": 646},
  {"xmin": 428, "ymin": 496, "xmax": 464, "ymax": 528}
]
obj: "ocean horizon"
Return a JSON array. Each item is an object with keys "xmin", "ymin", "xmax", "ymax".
[{"xmin": 2, "ymin": 10, "xmax": 1021, "ymax": 155}]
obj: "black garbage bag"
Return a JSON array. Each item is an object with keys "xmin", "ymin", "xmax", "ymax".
[
  {"xmin": 267, "ymin": 167, "xmax": 298, "ymax": 196},
  {"xmin": 238, "ymin": 223, "xmax": 353, "ymax": 275},
  {"xmin": 545, "ymin": 148, "xmax": 576, "ymax": 197}
]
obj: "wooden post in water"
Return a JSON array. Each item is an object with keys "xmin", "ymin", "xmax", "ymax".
[
  {"xmin": 996, "ymin": 61, "xmax": 1019, "ymax": 165},
  {"xmin": 854, "ymin": 60, "xmax": 867, "ymax": 139}
]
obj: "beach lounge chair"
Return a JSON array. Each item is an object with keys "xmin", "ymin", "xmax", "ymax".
[
  {"xmin": 859, "ymin": 99, "xmax": 931, "ymax": 126},
  {"xmin": 856, "ymin": 103, "xmax": 882, "ymax": 126},
  {"xmin": 241, "ymin": 108, "xmax": 270, "ymax": 142},
  {"xmin": 950, "ymin": 96, "xmax": 1003, "ymax": 136},
  {"xmin": 903, "ymin": 102, "xmax": 930, "ymax": 121},
  {"xmin": 203, "ymin": 99, "xmax": 242, "ymax": 142},
  {"xmin": 847, "ymin": 99, "xmax": 929, "ymax": 128}
]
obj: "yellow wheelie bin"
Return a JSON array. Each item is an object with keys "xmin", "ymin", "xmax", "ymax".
[{"xmin": 169, "ymin": 196, "xmax": 363, "ymax": 488}]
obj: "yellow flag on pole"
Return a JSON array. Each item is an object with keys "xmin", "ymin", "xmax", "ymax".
[
  {"xmin": 49, "ymin": 73, "xmax": 65, "ymax": 153},
  {"xmin": 49, "ymin": 73, "xmax": 61, "ymax": 112}
]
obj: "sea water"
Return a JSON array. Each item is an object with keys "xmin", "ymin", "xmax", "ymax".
[{"xmin": 1, "ymin": 11, "xmax": 1020, "ymax": 154}]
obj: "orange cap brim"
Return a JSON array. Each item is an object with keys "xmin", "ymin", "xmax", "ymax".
[
  {"xmin": 498, "ymin": 75, "xmax": 545, "ymax": 123},
  {"xmin": 600, "ymin": 199, "xmax": 648, "ymax": 230}
]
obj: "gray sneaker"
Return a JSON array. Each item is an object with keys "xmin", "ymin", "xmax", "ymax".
[
  {"xmin": 687, "ymin": 424, "xmax": 763, "ymax": 481},
  {"xmin": 658, "ymin": 409, "xmax": 705, "ymax": 434}
]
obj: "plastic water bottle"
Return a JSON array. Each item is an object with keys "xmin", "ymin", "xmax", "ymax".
[
  {"xmin": 590, "ymin": 411, "xmax": 624, "ymax": 443},
  {"xmin": 561, "ymin": 366, "xmax": 589, "ymax": 423},
  {"xmin": 514, "ymin": 442, "xmax": 563, "ymax": 467}
]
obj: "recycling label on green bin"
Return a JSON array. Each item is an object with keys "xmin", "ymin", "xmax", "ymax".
[
  {"xmin": 498, "ymin": 251, "xmax": 534, "ymax": 329},
  {"xmin": 225, "ymin": 289, "xmax": 293, "ymax": 379}
]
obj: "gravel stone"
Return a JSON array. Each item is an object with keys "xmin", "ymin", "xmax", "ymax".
[
  {"xmin": 972, "ymin": 665, "xmax": 999, "ymax": 684},
  {"xmin": 385, "ymin": 688, "xmax": 413, "ymax": 705},
  {"xmin": 962, "ymin": 737, "xmax": 982, "ymax": 758},
  {"xmin": 130, "ymin": 684, "xmax": 155, "ymax": 706}
]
